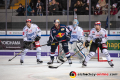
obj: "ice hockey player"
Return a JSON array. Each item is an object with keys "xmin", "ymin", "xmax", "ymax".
[
  {"xmin": 47, "ymin": 19, "xmax": 72, "ymax": 64},
  {"xmin": 58, "ymin": 19, "xmax": 85, "ymax": 62},
  {"xmin": 83, "ymin": 21, "xmax": 114, "ymax": 67},
  {"xmin": 20, "ymin": 19, "xmax": 43, "ymax": 64}
]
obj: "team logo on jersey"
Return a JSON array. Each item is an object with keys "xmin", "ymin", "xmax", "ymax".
[
  {"xmin": 28, "ymin": 30, "xmax": 32, "ymax": 33},
  {"xmin": 69, "ymin": 71, "xmax": 76, "ymax": 78},
  {"xmin": 56, "ymin": 33, "xmax": 65, "ymax": 38},
  {"xmin": 61, "ymin": 28, "xmax": 64, "ymax": 31},
  {"xmin": 53, "ymin": 31, "xmax": 56, "ymax": 33},
  {"xmin": 92, "ymin": 31, "xmax": 95, "ymax": 33},
  {"xmin": 72, "ymin": 31, "xmax": 76, "ymax": 34}
]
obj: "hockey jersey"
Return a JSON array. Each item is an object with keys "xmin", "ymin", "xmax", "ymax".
[
  {"xmin": 88, "ymin": 28, "xmax": 108, "ymax": 43},
  {"xmin": 68, "ymin": 25, "xmax": 84, "ymax": 42},
  {"xmin": 23, "ymin": 24, "xmax": 41, "ymax": 41},
  {"xmin": 49, "ymin": 24, "xmax": 72, "ymax": 42}
]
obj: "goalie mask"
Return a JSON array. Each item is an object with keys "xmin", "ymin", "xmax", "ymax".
[{"xmin": 73, "ymin": 19, "xmax": 79, "ymax": 28}]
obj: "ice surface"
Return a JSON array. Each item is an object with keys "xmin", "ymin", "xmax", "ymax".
[{"xmin": 0, "ymin": 56, "xmax": 120, "ymax": 80}]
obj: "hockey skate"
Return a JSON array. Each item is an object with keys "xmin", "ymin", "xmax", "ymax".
[
  {"xmin": 37, "ymin": 59, "xmax": 43, "ymax": 64},
  {"xmin": 108, "ymin": 61, "xmax": 114, "ymax": 67},
  {"xmin": 82, "ymin": 60, "xmax": 87, "ymax": 68},
  {"xmin": 47, "ymin": 60, "xmax": 54, "ymax": 65},
  {"xmin": 68, "ymin": 58, "xmax": 72, "ymax": 65},
  {"xmin": 20, "ymin": 60, "xmax": 24, "ymax": 65}
]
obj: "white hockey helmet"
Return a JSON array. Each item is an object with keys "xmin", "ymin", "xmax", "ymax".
[{"xmin": 73, "ymin": 19, "xmax": 79, "ymax": 27}]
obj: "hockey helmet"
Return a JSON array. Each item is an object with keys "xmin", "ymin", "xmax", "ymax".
[
  {"xmin": 95, "ymin": 21, "xmax": 101, "ymax": 26},
  {"xmin": 26, "ymin": 19, "xmax": 32, "ymax": 23},
  {"xmin": 54, "ymin": 19, "xmax": 60, "ymax": 24},
  {"xmin": 73, "ymin": 19, "xmax": 79, "ymax": 27}
]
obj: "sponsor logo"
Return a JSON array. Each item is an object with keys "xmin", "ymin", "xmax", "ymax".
[
  {"xmin": 72, "ymin": 31, "xmax": 76, "ymax": 34},
  {"xmin": 69, "ymin": 71, "xmax": 77, "ymax": 78},
  {"xmin": 28, "ymin": 30, "xmax": 32, "ymax": 33},
  {"xmin": 53, "ymin": 31, "xmax": 56, "ymax": 33},
  {"xmin": 107, "ymin": 41, "xmax": 120, "ymax": 50},
  {"xmin": 92, "ymin": 31, "xmax": 95, "ymax": 33},
  {"xmin": 61, "ymin": 28, "xmax": 64, "ymax": 31},
  {"xmin": 1, "ymin": 41, "xmax": 21, "ymax": 45}
]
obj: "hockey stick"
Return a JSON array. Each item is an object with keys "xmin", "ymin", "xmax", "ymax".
[
  {"xmin": 8, "ymin": 41, "xmax": 35, "ymax": 61},
  {"xmin": 48, "ymin": 47, "xmax": 85, "ymax": 69},
  {"xmin": 31, "ymin": 40, "xmax": 66, "ymax": 50}
]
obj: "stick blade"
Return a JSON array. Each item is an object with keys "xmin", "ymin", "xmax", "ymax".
[
  {"xmin": 8, "ymin": 59, "xmax": 11, "ymax": 61},
  {"xmin": 48, "ymin": 66, "xmax": 58, "ymax": 69}
]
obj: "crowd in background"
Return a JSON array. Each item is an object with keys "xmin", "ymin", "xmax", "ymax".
[{"xmin": 16, "ymin": 0, "xmax": 120, "ymax": 16}]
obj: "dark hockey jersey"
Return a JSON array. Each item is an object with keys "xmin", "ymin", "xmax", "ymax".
[{"xmin": 49, "ymin": 24, "xmax": 72, "ymax": 42}]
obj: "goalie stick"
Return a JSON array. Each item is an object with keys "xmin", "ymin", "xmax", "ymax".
[{"xmin": 48, "ymin": 46, "xmax": 85, "ymax": 69}]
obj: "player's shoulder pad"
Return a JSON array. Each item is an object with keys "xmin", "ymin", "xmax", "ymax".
[
  {"xmin": 67, "ymin": 25, "xmax": 72, "ymax": 28},
  {"xmin": 91, "ymin": 28, "xmax": 95, "ymax": 31},
  {"xmin": 50, "ymin": 26, "xmax": 55, "ymax": 30},
  {"xmin": 60, "ymin": 24, "xmax": 66, "ymax": 27},
  {"xmin": 32, "ymin": 23, "xmax": 38, "ymax": 27},
  {"xmin": 78, "ymin": 26, "xmax": 83, "ymax": 31},
  {"xmin": 23, "ymin": 26, "xmax": 27, "ymax": 30},
  {"xmin": 101, "ymin": 28, "xmax": 107, "ymax": 33}
]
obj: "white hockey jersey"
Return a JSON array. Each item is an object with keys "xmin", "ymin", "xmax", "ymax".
[
  {"xmin": 88, "ymin": 28, "xmax": 108, "ymax": 43},
  {"xmin": 23, "ymin": 24, "xmax": 41, "ymax": 41},
  {"xmin": 68, "ymin": 25, "xmax": 84, "ymax": 42}
]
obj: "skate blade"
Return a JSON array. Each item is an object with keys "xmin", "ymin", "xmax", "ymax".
[
  {"xmin": 37, "ymin": 62, "xmax": 43, "ymax": 64},
  {"xmin": 82, "ymin": 65, "xmax": 86, "ymax": 68}
]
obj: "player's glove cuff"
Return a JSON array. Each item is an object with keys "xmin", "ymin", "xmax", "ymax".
[
  {"xmin": 66, "ymin": 35, "xmax": 71, "ymax": 41},
  {"xmin": 35, "ymin": 36, "xmax": 41, "ymax": 41}
]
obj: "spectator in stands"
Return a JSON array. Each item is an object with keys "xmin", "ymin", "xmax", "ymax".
[
  {"xmin": 16, "ymin": 3, "xmax": 24, "ymax": 16},
  {"xmin": 37, "ymin": 5, "xmax": 43, "ymax": 16},
  {"xmin": 91, "ymin": 0, "xmax": 98, "ymax": 9},
  {"xmin": 70, "ymin": 0, "xmax": 77, "ymax": 11},
  {"xmin": 98, "ymin": 0, "xmax": 106, "ymax": 15},
  {"xmin": 24, "ymin": 4, "xmax": 33, "ymax": 16},
  {"xmin": 84, "ymin": 1, "xmax": 89, "ymax": 15},
  {"xmin": 61, "ymin": 0, "xmax": 67, "ymax": 15},
  {"xmin": 94, "ymin": 4, "xmax": 102, "ymax": 15},
  {"xmin": 36, "ymin": 0, "xmax": 44, "ymax": 9},
  {"xmin": 82, "ymin": 0, "xmax": 87, "ymax": 5},
  {"xmin": 31, "ymin": 9, "xmax": 36, "ymax": 16},
  {"xmin": 74, "ymin": 0, "xmax": 85, "ymax": 15},
  {"xmin": 110, "ymin": 4, "xmax": 118, "ymax": 15},
  {"xmin": 49, "ymin": 0, "xmax": 59, "ymax": 15},
  {"xmin": 106, "ymin": 0, "xmax": 118, "ymax": 6}
]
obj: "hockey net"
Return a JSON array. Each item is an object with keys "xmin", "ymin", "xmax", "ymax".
[{"xmin": 58, "ymin": 30, "xmax": 113, "ymax": 62}]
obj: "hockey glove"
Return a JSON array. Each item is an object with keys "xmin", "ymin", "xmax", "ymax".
[
  {"xmin": 35, "ymin": 36, "xmax": 41, "ymax": 41},
  {"xmin": 23, "ymin": 41, "xmax": 30, "ymax": 49},
  {"xmin": 47, "ymin": 40, "xmax": 51, "ymax": 46},
  {"xmin": 85, "ymin": 40, "xmax": 90, "ymax": 47},
  {"xmin": 95, "ymin": 38, "xmax": 102, "ymax": 46},
  {"xmin": 66, "ymin": 34, "xmax": 71, "ymax": 41}
]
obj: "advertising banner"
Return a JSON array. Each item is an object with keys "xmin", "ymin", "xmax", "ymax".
[
  {"xmin": 0, "ymin": 39, "xmax": 23, "ymax": 50},
  {"xmin": 107, "ymin": 40, "xmax": 120, "ymax": 50}
]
